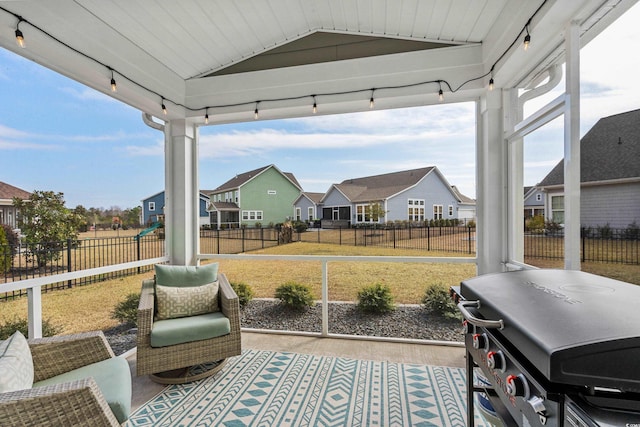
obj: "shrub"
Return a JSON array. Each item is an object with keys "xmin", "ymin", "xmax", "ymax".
[
  {"xmin": 525, "ymin": 215, "xmax": 545, "ymax": 233},
  {"xmin": 0, "ymin": 316, "xmax": 61, "ymax": 340},
  {"xmin": 111, "ymin": 293, "xmax": 140, "ymax": 326},
  {"xmin": 422, "ymin": 284, "xmax": 460, "ymax": 319},
  {"xmin": 275, "ymin": 282, "xmax": 314, "ymax": 309},
  {"xmin": 292, "ymin": 220, "xmax": 308, "ymax": 233},
  {"xmin": 357, "ymin": 283, "xmax": 395, "ymax": 313},
  {"xmin": 231, "ymin": 281, "xmax": 254, "ymax": 307},
  {"xmin": 0, "ymin": 226, "xmax": 10, "ymax": 274}
]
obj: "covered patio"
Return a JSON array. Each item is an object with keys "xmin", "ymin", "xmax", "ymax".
[{"xmin": 1, "ymin": 0, "xmax": 637, "ymax": 425}]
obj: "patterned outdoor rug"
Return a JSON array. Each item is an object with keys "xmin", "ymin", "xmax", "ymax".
[{"xmin": 127, "ymin": 349, "xmax": 489, "ymax": 427}]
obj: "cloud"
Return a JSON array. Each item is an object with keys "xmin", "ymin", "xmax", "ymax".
[
  {"xmin": 59, "ymin": 86, "xmax": 118, "ymax": 103},
  {"xmin": 125, "ymin": 140, "xmax": 164, "ymax": 156}
]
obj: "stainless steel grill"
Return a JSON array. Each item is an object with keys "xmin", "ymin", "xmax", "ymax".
[{"xmin": 453, "ymin": 269, "xmax": 640, "ymax": 427}]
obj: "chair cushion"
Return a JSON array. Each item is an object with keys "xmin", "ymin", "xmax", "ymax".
[
  {"xmin": 156, "ymin": 281, "xmax": 220, "ymax": 320},
  {"xmin": 154, "ymin": 263, "xmax": 218, "ymax": 287},
  {"xmin": 33, "ymin": 356, "xmax": 131, "ymax": 424},
  {"xmin": 0, "ymin": 331, "xmax": 34, "ymax": 393},
  {"xmin": 150, "ymin": 312, "xmax": 231, "ymax": 348}
]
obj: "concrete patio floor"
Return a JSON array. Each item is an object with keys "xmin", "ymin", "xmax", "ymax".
[{"xmin": 127, "ymin": 332, "xmax": 467, "ymax": 412}]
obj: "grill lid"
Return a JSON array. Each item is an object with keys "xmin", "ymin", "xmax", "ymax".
[{"xmin": 461, "ymin": 269, "xmax": 640, "ymax": 392}]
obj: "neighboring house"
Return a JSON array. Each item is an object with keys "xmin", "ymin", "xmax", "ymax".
[
  {"xmin": 451, "ymin": 185, "xmax": 476, "ymax": 225},
  {"xmin": 208, "ymin": 164, "xmax": 302, "ymax": 228},
  {"xmin": 319, "ymin": 166, "xmax": 473, "ymax": 228},
  {"xmin": 523, "ymin": 186, "xmax": 545, "ymax": 219},
  {"xmin": 0, "ymin": 181, "xmax": 31, "ymax": 229},
  {"xmin": 538, "ymin": 108, "xmax": 640, "ymax": 229},
  {"xmin": 141, "ymin": 191, "xmax": 211, "ymax": 227},
  {"xmin": 293, "ymin": 192, "xmax": 324, "ymax": 225}
]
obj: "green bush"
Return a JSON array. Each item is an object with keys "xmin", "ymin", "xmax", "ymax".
[
  {"xmin": 0, "ymin": 316, "xmax": 61, "ymax": 340},
  {"xmin": 274, "ymin": 282, "xmax": 314, "ymax": 309},
  {"xmin": 111, "ymin": 293, "xmax": 140, "ymax": 326},
  {"xmin": 422, "ymin": 284, "xmax": 460, "ymax": 319},
  {"xmin": 357, "ymin": 283, "xmax": 395, "ymax": 313},
  {"xmin": 292, "ymin": 220, "xmax": 308, "ymax": 233},
  {"xmin": 0, "ymin": 226, "xmax": 10, "ymax": 274},
  {"xmin": 231, "ymin": 281, "xmax": 254, "ymax": 307}
]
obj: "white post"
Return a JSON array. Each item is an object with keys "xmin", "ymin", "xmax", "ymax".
[
  {"xmin": 506, "ymin": 88, "xmax": 525, "ymax": 263},
  {"xmin": 27, "ymin": 286, "xmax": 42, "ymax": 339},
  {"xmin": 564, "ymin": 21, "xmax": 581, "ymax": 270},
  {"xmin": 321, "ymin": 260, "xmax": 329, "ymax": 336},
  {"xmin": 164, "ymin": 119, "xmax": 200, "ymax": 266},
  {"xmin": 476, "ymin": 91, "xmax": 507, "ymax": 274}
]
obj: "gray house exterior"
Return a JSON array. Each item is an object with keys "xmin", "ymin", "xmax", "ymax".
[
  {"xmin": 538, "ymin": 109, "xmax": 640, "ymax": 229},
  {"xmin": 317, "ymin": 166, "xmax": 473, "ymax": 228},
  {"xmin": 293, "ymin": 192, "xmax": 324, "ymax": 225},
  {"xmin": 0, "ymin": 181, "xmax": 31, "ymax": 229},
  {"xmin": 523, "ymin": 186, "xmax": 545, "ymax": 219}
]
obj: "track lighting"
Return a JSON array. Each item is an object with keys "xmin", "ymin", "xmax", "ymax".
[
  {"xmin": 312, "ymin": 96, "xmax": 317, "ymax": 114},
  {"xmin": 110, "ymin": 69, "xmax": 117, "ymax": 92},
  {"xmin": 15, "ymin": 19, "xmax": 25, "ymax": 48}
]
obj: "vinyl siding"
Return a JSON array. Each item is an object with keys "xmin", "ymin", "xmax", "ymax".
[
  {"xmin": 240, "ymin": 167, "xmax": 300, "ymax": 225},
  {"xmin": 581, "ymin": 182, "xmax": 640, "ymax": 228}
]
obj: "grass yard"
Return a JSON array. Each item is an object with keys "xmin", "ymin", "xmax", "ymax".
[{"xmin": 0, "ymin": 241, "xmax": 637, "ymax": 336}]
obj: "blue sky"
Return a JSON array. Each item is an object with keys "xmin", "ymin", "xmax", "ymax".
[{"xmin": 1, "ymin": 3, "xmax": 639, "ymax": 210}]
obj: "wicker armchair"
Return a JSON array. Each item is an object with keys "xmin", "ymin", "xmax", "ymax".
[
  {"xmin": 0, "ymin": 331, "xmax": 129, "ymax": 427},
  {"xmin": 136, "ymin": 272, "xmax": 242, "ymax": 383}
]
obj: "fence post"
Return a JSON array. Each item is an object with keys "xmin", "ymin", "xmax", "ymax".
[
  {"xmin": 242, "ymin": 228, "xmax": 246, "ymax": 253},
  {"xmin": 468, "ymin": 226, "xmax": 472, "ymax": 254},
  {"xmin": 393, "ymin": 226, "xmax": 396, "ymax": 249},
  {"xmin": 216, "ymin": 229, "xmax": 220, "ymax": 254},
  {"xmin": 427, "ymin": 226, "xmax": 431, "ymax": 251},
  {"xmin": 137, "ymin": 236, "xmax": 142, "ymax": 274},
  {"xmin": 261, "ymin": 227, "xmax": 265, "ymax": 249},
  {"xmin": 66, "ymin": 238, "xmax": 73, "ymax": 288},
  {"xmin": 581, "ymin": 227, "xmax": 585, "ymax": 263}
]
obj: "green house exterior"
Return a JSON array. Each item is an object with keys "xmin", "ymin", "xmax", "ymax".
[{"xmin": 208, "ymin": 165, "xmax": 302, "ymax": 229}]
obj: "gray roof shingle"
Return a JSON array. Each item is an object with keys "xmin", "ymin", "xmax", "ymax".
[
  {"xmin": 333, "ymin": 167, "xmax": 436, "ymax": 202},
  {"xmin": 539, "ymin": 109, "xmax": 640, "ymax": 186},
  {"xmin": 212, "ymin": 164, "xmax": 301, "ymax": 192},
  {"xmin": 0, "ymin": 181, "xmax": 31, "ymax": 200}
]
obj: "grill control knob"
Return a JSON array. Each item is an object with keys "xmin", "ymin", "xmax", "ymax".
[
  {"xmin": 472, "ymin": 333, "xmax": 489, "ymax": 351},
  {"xmin": 506, "ymin": 374, "xmax": 530, "ymax": 399},
  {"xmin": 463, "ymin": 320, "xmax": 475, "ymax": 334},
  {"xmin": 487, "ymin": 350, "xmax": 505, "ymax": 372}
]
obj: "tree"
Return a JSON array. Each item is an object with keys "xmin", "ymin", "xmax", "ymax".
[
  {"xmin": 13, "ymin": 190, "xmax": 83, "ymax": 268},
  {"xmin": 0, "ymin": 225, "xmax": 11, "ymax": 274}
]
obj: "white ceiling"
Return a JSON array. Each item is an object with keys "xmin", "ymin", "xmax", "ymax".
[{"xmin": 0, "ymin": 0, "xmax": 636, "ymax": 124}]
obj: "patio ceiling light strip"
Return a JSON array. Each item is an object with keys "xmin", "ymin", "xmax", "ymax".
[{"xmin": 1, "ymin": 1, "xmax": 546, "ymax": 121}]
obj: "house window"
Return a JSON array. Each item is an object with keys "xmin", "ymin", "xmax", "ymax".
[
  {"xmin": 308, "ymin": 207, "xmax": 314, "ymax": 221},
  {"xmin": 235, "ymin": 191, "xmax": 239, "ymax": 203},
  {"xmin": 267, "ymin": 190, "xmax": 277, "ymax": 195},
  {"xmin": 356, "ymin": 203, "xmax": 383, "ymax": 223},
  {"xmin": 433, "ymin": 205, "xmax": 443, "ymax": 220},
  {"xmin": 536, "ymin": 194, "xmax": 542, "ymax": 202},
  {"xmin": 551, "ymin": 195, "xmax": 564, "ymax": 224},
  {"xmin": 295, "ymin": 207, "xmax": 301, "ymax": 221},
  {"xmin": 148, "ymin": 202, "xmax": 155, "ymax": 211},
  {"xmin": 242, "ymin": 210, "xmax": 263, "ymax": 221},
  {"xmin": 448, "ymin": 205, "xmax": 454, "ymax": 216},
  {"xmin": 407, "ymin": 199, "xmax": 425, "ymax": 221}
]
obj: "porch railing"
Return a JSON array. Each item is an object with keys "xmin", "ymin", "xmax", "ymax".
[{"xmin": 5, "ymin": 254, "xmax": 474, "ymax": 346}]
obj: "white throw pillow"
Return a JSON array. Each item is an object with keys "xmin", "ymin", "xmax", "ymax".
[{"xmin": 0, "ymin": 331, "xmax": 34, "ymax": 393}]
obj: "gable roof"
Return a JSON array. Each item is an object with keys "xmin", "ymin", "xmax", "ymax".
[
  {"xmin": 539, "ymin": 109, "xmax": 640, "ymax": 187},
  {"xmin": 0, "ymin": 182, "xmax": 31, "ymax": 201},
  {"xmin": 451, "ymin": 186, "xmax": 475, "ymax": 204},
  {"xmin": 212, "ymin": 164, "xmax": 302, "ymax": 192},
  {"xmin": 326, "ymin": 167, "xmax": 438, "ymax": 203},
  {"xmin": 295, "ymin": 192, "xmax": 324, "ymax": 205}
]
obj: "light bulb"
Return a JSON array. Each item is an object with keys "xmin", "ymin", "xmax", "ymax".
[
  {"xmin": 489, "ymin": 78, "xmax": 494, "ymax": 91},
  {"xmin": 205, "ymin": 113, "xmax": 209, "ymax": 124},
  {"xmin": 313, "ymin": 102, "xmax": 317, "ymax": 114},
  {"xmin": 15, "ymin": 28, "xmax": 25, "ymax": 48},
  {"xmin": 110, "ymin": 77, "xmax": 117, "ymax": 92},
  {"xmin": 254, "ymin": 108, "xmax": 259, "ymax": 120},
  {"xmin": 162, "ymin": 101, "xmax": 167, "ymax": 115},
  {"xmin": 524, "ymin": 34, "xmax": 531, "ymax": 51},
  {"xmin": 438, "ymin": 89, "xmax": 444, "ymax": 102},
  {"xmin": 369, "ymin": 97, "xmax": 375, "ymax": 109}
]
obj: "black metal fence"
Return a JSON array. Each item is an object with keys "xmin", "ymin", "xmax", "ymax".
[
  {"xmin": 199, "ymin": 228, "xmax": 280, "ymax": 254},
  {"xmin": 524, "ymin": 227, "xmax": 640, "ymax": 264},
  {"xmin": 1, "ymin": 235, "xmax": 164, "ymax": 300},
  {"xmin": 296, "ymin": 226, "xmax": 476, "ymax": 254}
]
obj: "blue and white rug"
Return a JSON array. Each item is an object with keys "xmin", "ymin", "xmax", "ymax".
[{"xmin": 128, "ymin": 349, "xmax": 489, "ymax": 426}]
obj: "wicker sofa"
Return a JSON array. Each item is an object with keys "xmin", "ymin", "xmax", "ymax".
[
  {"xmin": 136, "ymin": 265, "xmax": 242, "ymax": 383},
  {"xmin": 0, "ymin": 331, "xmax": 131, "ymax": 427}
]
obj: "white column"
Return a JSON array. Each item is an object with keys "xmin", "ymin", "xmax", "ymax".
[
  {"xmin": 476, "ymin": 90, "xmax": 507, "ymax": 274},
  {"xmin": 164, "ymin": 119, "xmax": 200, "ymax": 266},
  {"xmin": 564, "ymin": 21, "xmax": 581, "ymax": 270},
  {"xmin": 505, "ymin": 88, "xmax": 524, "ymax": 263}
]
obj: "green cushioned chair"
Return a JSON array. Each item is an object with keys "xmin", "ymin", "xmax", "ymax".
[
  {"xmin": 0, "ymin": 331, "xmax": 131, "ymax": 427},
  {"xmin": 136, "ymin": 264, "xmax": 242, "ymax": 384}
]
